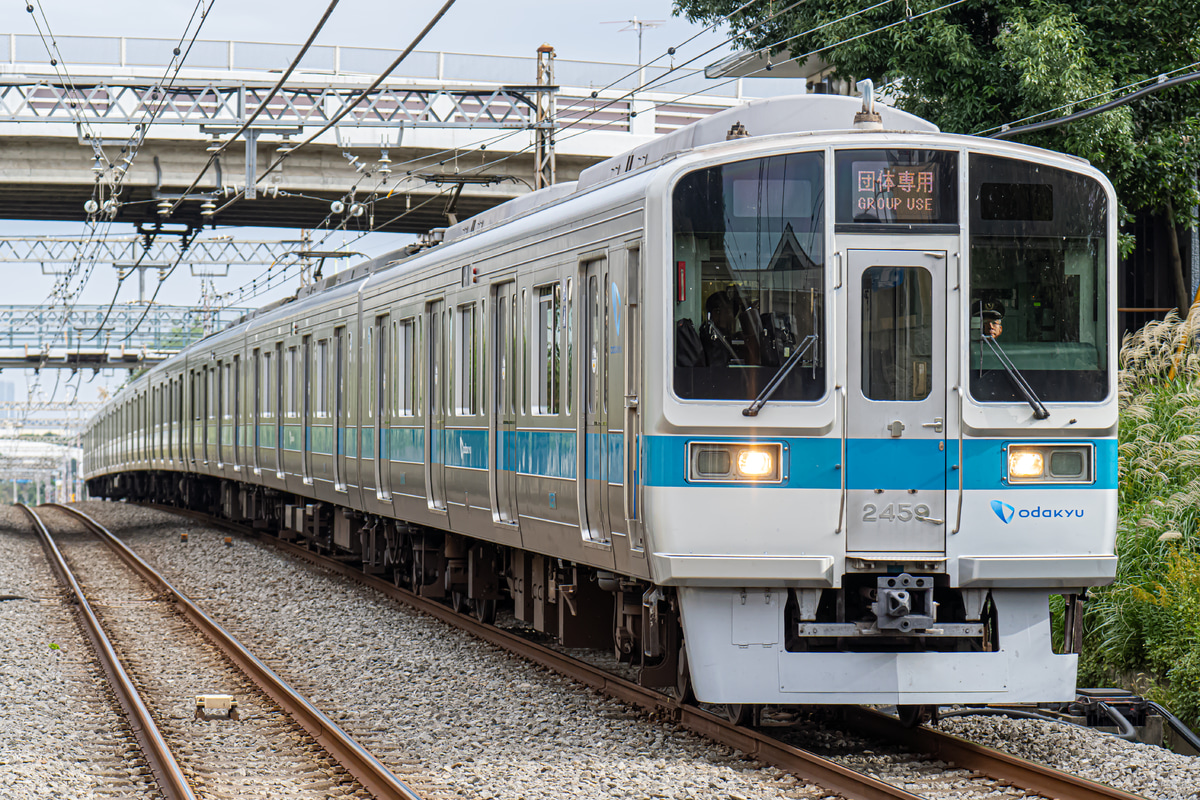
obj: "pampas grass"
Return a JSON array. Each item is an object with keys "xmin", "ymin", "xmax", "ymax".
[{"xmin": 1083, "ymin": 308, "xmax": 1200, "ymax": 729}]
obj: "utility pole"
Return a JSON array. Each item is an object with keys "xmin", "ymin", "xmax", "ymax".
[{"xmin": 534, "ymin": 44, "xmax": 557, "ymax": 191}]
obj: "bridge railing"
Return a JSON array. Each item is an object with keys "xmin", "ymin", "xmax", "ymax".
[{"xmin": 0, "ymin": 33, "xmax": 757, "ymax": 98}]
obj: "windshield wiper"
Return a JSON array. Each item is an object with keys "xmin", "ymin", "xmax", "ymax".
[
  {"xmin": 743, "ymin": 334, "xmax": 818, "ymax": 417},
  {"xmin": 981, "ymin": 335, "xmax": 1050, "ymax": 420}
]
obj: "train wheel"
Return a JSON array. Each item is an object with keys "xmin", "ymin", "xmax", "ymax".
[
  {"xmin": 471, "ymin": 598, "xmax": 497, "ymax": 625},
  {"xmin": 675, "ymin": 645, "xmax": 695, "ymax": 704},
  {"xmin": 451, "ymin": 590, "xmax": 470, "ymax": 613},
  {"xmin": 898, "ymin": 704, "xmax": 938, "ymax": 727},
  {"xmin": 721, "ymin": 703, "xmax": 755, "ymax": 726}
]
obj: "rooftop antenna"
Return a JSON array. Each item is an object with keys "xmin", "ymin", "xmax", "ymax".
[{"xmin": 602, "ymin": 17, "xmax": 664, "ymax": 66}]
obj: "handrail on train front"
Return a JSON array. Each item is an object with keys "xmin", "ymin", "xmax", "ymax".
[
  {"xmin": 835, "ymin": 384, "xmax": 847, "ymax": 534},
  {"xmin": 951, "ymin": 384, "xmax": 964, "ymax": 535}
]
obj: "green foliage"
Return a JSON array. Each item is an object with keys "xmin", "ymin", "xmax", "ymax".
[
  {"xmin": 1083, "ymin": 311, "xmax": 1200, "ymax": 728},
  {"xmin": 672, "ymin": 0, "xmax": 1200, "ymax": 220}
]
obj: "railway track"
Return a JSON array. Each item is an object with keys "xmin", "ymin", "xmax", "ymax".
[
  {"xmin": 20, "ymin": 503, "xmax": 423, "ymax": 800},
  {"xmin": 135, "ymin": 502, "xmax": 1149, "ymax": 800}
]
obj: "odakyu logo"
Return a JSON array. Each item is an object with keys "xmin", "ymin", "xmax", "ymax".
[{"xmin": 991, "ymin": 499, "xmax": 1084, "ymax": 523}]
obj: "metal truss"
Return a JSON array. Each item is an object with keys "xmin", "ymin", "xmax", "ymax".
[
  {"xmin": 0, "ymin": 304, "xmax": 253, "ymax": 369},
  {"xmin": 0, "ymin": 401, "xmax": 101, "ymax": 416},
  {"xmin": 0, "ymin": 80, "xmax": 551, "ymax": 130},
  {"xmin": 0, "ymin": 236, "xmax": 306, "ymax": 269}
]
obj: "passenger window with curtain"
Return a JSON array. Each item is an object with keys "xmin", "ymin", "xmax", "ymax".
[{"xmin": 672, "ymin": 151, "xmax": 825, "ymax": 401}]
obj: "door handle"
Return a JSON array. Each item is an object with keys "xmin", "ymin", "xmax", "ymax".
[
  {"xmin": 921, "ymin": 417, "xmax": 944, "ymax": 433},
  {"xmin": 914, "ymin": 513, "xmax": 944, "ymax": 525}
]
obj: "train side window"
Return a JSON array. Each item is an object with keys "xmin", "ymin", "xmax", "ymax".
[
  {"xmin": 521, "ymin": 289, "xmax": 528, "ymax": 415},
  {"xmin": 316, "ymin": 339, "xmax": 329, "ymax": 416},
  {"xmin": 222, "ymin": 362, "xmax": 232, "ymax": 419},
  {"xmin": 456, "ymin": 304, "xmax": 478, "ymax": 415},
  {"xmin": 566, "ymin": 279, "xmax": 573, "ymax": 415},
  {"xmin": 261, "ymin": 350, "xmax": 273, "ymax": 419},
  {"xmin": 534, "ymin": 283, "xmax": 561, "ymax": 415},
  {"xmin": 285, "ymin": 347, "xmax": 297, "ymax": 416},
  {"xmin": 396, "ymin": 318, "xmax": 414, "ymax": 415}
]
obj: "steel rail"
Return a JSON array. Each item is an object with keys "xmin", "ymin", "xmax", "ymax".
[
  {"xmin": 138, "ymin": 504, "xmax": 921, "ymax": 800},
  {"xmin": 843, "ymin": 707, "xmax": 1147, "ymax": 800},
  {"xmin": 16, "ymin": 504, "xmax": 197, "ymax": 800},
  {"xmin": 143, "ymin": 502, "xmax": 1159, "ymax": 800},
  {"xmin": 45, "ymin": 503, "xmax": 422, "ymax": 800}
]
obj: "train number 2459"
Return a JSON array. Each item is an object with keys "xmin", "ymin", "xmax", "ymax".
[{"xmin": 862, "ymin": 503, "xmax": 930, "ymax": 522}]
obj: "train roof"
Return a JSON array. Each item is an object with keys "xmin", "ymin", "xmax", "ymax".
[{"xmin": 199, "ymin": 95, "xmax": 939, "ymax": 346}]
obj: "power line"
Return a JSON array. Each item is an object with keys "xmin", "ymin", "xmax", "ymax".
[
  {"xmin": 211, "ymin": 0, "xmax": 459, "ymax": 217},
  {"xmin": 985, "ymin": 63, "xmax": 1200, "ymax": 139},
  {"xmin": 167, "ymin": 0, "xmax": 343, "ymax": 215}
]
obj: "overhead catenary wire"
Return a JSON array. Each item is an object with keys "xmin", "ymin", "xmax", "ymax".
[
  {"xmin": 210, "ymin": 0, "xmax": 459, "ymax": 217},
  {"xmin": 167, "ymin": 0, "xmax": 344, "ymax": 216},
  {"xmin": 989, "ymin": 68, "xmax": 1200, "ymax": 139},
  {"xmin": 219, "ymin": 0, "xmax": 962, "ymax": 312}
]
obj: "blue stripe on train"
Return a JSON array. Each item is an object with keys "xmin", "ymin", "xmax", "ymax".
[
  {"xmin": 292, "ymin": 427, "xmax": 1115, "ymax": 491},
  {"xmin": 643, "ymin": 435, "xmax": 1117, "ymax": 490}
]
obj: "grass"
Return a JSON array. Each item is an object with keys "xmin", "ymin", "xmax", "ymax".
[{"xmin": 1079, "ymin": 309, "xmax": 1200, "ymax": 728}]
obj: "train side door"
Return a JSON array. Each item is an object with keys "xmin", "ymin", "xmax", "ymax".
[
  {"xmin": 334, "ymin": 325, "xmax": 348, "ymax": 492},
  {"xmin": 425, "ymin": 300, "xmax": 448, "ymax": 511},
  {"xmin": 301, "ymin": 335, "xmax": 313, "ymax": 484},
  {"xmin": 491, "ymin": 281, "xmax": 518, "ymax": 525},
  {"xmin": 845, "ymin": 249, "xmax": 948, "ymax": 554},
  {"xmin": 373, "ymin": 314, "xmax": 391, "ymax": 501},
  {"xmin": 579, "ymin": 257, "xmax": 611, "ymax": 544}
]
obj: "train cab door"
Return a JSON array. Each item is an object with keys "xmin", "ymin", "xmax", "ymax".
[
  {"xmin": 425, "ymin": 300, "xmax": 448, "ymax": 512},
  {"xmin": 579, "ymin": 257, "xmax": 611, "ymax": 544},
  {"xmin": 845, "ymin": 249, "xmax": 948, "ymax": 555},
  {"xmin": 490, "ymin": 281, "xmax": 519, "ymax": 525}
]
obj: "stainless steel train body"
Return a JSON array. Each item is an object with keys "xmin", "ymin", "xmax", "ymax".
[{"xmin": 83, "ymin": 93, "xmax": 1118, "ymax": 707}]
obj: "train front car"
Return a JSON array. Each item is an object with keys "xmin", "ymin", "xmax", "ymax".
[{"xmin": 642, "ymin": 95, "xmax": 1117, "ymax": 707}]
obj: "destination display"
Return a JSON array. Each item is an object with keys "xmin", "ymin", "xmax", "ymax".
[
  {"xmin": 835, "ymin": 149, "xmax": 958, "ymax": 226},
  {"xmin": 852, "ymin": 162, "xmax": 939, "ymax": 220}
]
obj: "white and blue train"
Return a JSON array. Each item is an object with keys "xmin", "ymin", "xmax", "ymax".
[{"xmin": 83, "ymin": 90, "xmax": 1117, "ymax": 721}]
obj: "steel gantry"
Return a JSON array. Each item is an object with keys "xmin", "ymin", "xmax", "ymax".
[
  {"xmin": 0, "ymin": 304, "xmax": 253, "ymax": 370},
  {"xmin": 0, "ymin": 235, "xmax": 308, "ymax": 275}
]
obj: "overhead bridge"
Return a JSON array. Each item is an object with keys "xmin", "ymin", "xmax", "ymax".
[{"xmin": 0, "ymin": 34, "xmax": 765, "ymax": 233}]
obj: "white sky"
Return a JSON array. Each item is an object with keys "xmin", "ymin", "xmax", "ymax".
[{"xmin": 2, "ymin": 0, "xmax": 751, "ymax": 409}]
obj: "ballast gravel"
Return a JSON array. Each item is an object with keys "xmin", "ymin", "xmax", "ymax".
[
  {"xmin": 938, "ymin": 715, "xmax": 1200, "ymax": 800},
  {"xmin": 22, "ymin": 499, "xmax": 1199, "ymax": 800},
  {"xmin": 0, "ymin": 505, "xmax": 161, "ymax": 800},
  {"xmin": 75, "ymin": 501, "xmax": 828, "ymax": 800}
]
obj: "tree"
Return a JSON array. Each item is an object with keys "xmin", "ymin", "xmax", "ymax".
[{"xmin": 674, "ymin": 0, "xmax": 1200, "ymax": 307}]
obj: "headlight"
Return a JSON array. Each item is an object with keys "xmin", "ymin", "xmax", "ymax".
[
  {"xmin": 688, "ymin": 442, "xmax": 783, "ymax": 483},
  {"xmin": 737, "ymin": 449, "xmax": 774, "ymax": 478},
  {"xmin": 1005, "ymin": 444, "xmax": 1093, "ymax": 484},
  {"xmin": 1008, "ymin": 449, "xmax": 1044, "ymax": 479}
]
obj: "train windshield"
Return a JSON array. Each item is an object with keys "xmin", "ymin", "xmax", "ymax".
[
  {"xmin": 969, "ymin": 154, "xmax": 1108, "ymax": 403},
  {"xmin": 672, "ymin": 152, "xmax": 825, "ymax": 401}
]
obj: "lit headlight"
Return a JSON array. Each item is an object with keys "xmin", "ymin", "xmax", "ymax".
[
  {"xmin": 1008, "ymin": 449, "xmax": 1045, "ymax": 479},
  {"xmin": 688, "ymin": 442, "xmax": 783, "ymax": 483},
  {"xmin": 737, "ymin": 449, "xmax": 774, "ymax": 478}
]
